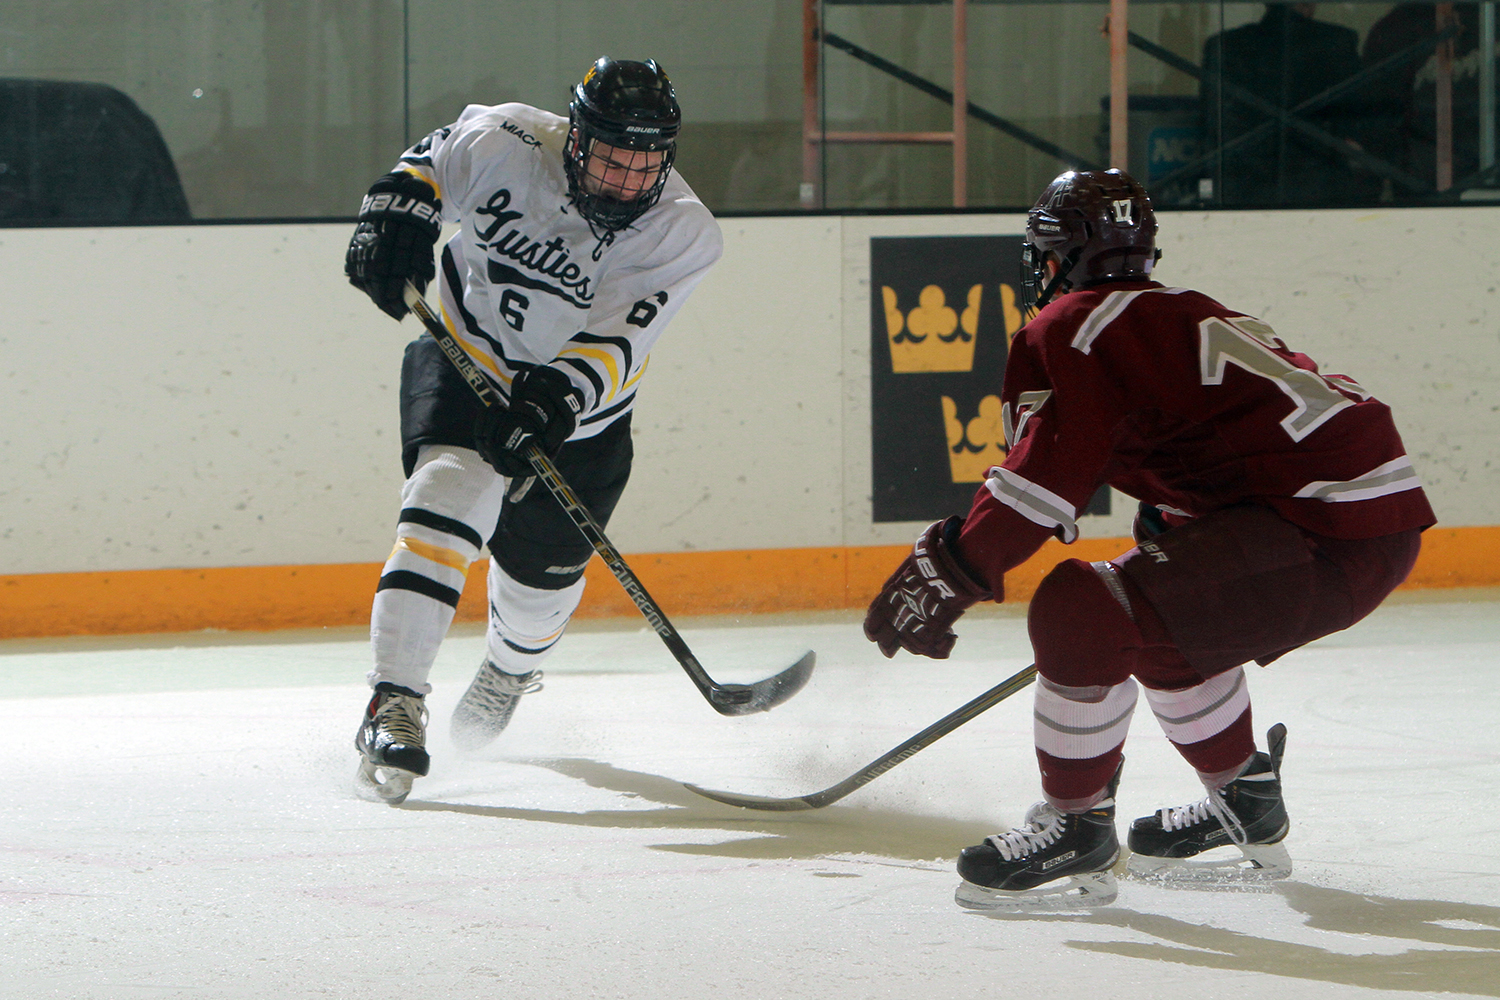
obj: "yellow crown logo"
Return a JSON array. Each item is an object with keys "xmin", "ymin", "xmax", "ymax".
[
  {"xmin": 885, "ymin": 283, "xmax": 1026, "ymax": 373},
  {"xmin": 884, "ymin": 284, "xmax": 981, "ymax": 373},
  {"xmin": 943, "ymin": 394, "xmax": 1006, "ymax": 483},
  {"xmin": 1000, "ymin": 282, "xmax": 1025, "ymax": 340}
]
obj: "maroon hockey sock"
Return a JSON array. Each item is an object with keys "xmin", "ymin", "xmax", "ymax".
[{"xmin": 1038, "ymin": 744, "xmax": 1125, "ymax": 810}]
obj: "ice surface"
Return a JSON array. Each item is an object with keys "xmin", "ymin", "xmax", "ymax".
[{"xmin": 3, "ymin": 591, "xmax": 1498, "ymax": 999}]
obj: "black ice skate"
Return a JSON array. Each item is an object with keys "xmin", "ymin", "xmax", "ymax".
[
  {"xmin": 955, "ymin": 766, "xmax": 1122, "ymax": 911},
  {"xmin": 449, "ymin": 660, "xmax": 543, "ymax": 752},
  {"xmin": 1127, "ymin": 723, "xmax": 1291, "ymax": 882},
  {"xmin": 353, "ymin": 683, "xmax": 429, "ymax": 805}
]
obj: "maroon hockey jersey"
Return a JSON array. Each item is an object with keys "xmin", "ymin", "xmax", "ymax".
[{"xmin": 956, "ymin": 280, "xmax": 1435, "ymax": 595}]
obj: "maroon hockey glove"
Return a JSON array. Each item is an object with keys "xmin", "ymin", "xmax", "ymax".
[
  {"xmin": 864, "ymin": 517, "xmax": 991, "ymax": 659},
  {"xmin": 474, "ymin": 365, "xmax": 585, "ymax": 478}
]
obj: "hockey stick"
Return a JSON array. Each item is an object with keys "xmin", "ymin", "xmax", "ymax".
[
  {"xmin": 400, "ymin": 282, "xmax": 814, "ymax": 716},
  {"xmin": 685, "ymin": 663, "xmax": 1037, "ymax": 810}
]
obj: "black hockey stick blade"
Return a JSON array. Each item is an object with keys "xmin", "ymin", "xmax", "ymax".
[
  {"xmin": 685, "ymin": 663, "xmax": 1037, "ymax": 810},
  {"xmin": 697, "ymin": 648, "xmax": 817, "ymax": 715},
  {"xmin": 399, "ymin": 283, "xmax": 815, "ymax": 716}
]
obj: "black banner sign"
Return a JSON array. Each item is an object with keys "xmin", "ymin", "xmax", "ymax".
[{"xmin": 869, "ymin": 234, "xmax": 1109, "ymax": 524}]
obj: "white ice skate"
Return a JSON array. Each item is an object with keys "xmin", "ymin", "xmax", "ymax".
[{"xmin": 450, "ymin": 660, "xmax": 543, "ymax": 752}]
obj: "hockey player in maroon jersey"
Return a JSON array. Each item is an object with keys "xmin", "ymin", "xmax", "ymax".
[{"xmin": 863, "ymin": 168, "xmax": 1435, "ymax": 910}]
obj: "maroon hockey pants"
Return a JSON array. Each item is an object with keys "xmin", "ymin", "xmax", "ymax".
[{"xmin": 1026, "ymin": 504, "xmax": 1422, "ymax": 805}]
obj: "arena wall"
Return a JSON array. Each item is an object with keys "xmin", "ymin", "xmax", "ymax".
[{"xmin": 2, "ymin": 207, "xmax": 1495, "ymax": 636}]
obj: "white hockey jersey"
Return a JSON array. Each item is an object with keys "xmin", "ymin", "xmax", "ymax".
[{"xmin": 394, "ymin": 102, "xmax": 723, "ymax": 439}]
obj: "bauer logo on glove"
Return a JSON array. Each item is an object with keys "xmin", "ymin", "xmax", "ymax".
[
  {"xmin": 913, "ymin": 537, "xmax": 957, "ymax": 600},
  {"xmin": 358, "ymin": 191, "xmax": 442, "ymax": 227},
  {"xmin": 864, "ymin": 516, "xmax": 991, "ymax": 659}
]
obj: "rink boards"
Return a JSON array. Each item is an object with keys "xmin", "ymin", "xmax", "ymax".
[{"xmin": 1, "ymin": 208, "xmax": 1496, "ymax": 634}]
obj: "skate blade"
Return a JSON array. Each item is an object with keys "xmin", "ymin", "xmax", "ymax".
[
  {"xmin": 353, "ymin": 758, "xmax": 417, "ymax": 805},
  {"xmin": 955, "ymin": 871, "xmax": 1118, "ymax": 912},
  {"xmin": 1127, "ymin": 841, "xmax": 1291, "ymax": 884}
]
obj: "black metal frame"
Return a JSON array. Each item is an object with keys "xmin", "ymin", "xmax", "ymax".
[{"xmin": 813, "ymin": 1, "xmax": 1495, "ymax": 207}]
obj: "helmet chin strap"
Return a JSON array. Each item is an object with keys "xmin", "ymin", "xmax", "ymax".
[{"xmin": 1036, "ymin": 248, "xmax": 1083, "ymax": 309}]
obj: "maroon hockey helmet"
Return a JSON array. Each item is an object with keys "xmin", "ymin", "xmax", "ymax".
[{"xmin": 1021, "ymin": 169, "xmax": 1160, "ymax": 313}]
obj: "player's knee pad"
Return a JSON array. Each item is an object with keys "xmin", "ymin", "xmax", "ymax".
[
  {"xmin": 487, "ymin": 417, "xmax": 633, "ymax": 591},
  {"xmin": 378, "ymin": 447, "xmax": 506, "ymax": 617},
  {"xmin": 1028, "ymin": 558, "xmax": 1140, "ymax": 689},
  {"xmin": 402, "ymin": 445, "xmax": 508, "ymax": 531},
  {"xmin": 485, "ymin": 559, "xmax": 587, "ymax": 671}
]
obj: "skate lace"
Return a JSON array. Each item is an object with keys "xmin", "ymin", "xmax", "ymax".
[
  {"xmin": 1158, "ymin": 790, "xmax": 1247, "ymax": 846},
  {"xmin": 376, "ymin": 693, "xmax": 428, "ymax": 744},
  {"xmin": 985, "ymin": 804, "xmax": 1066, "ymax": 861},
  {"xmin": 466, "ymin": 667, "xmax": 544, "ymax": 712}
]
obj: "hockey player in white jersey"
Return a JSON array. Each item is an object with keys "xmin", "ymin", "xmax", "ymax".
[{"xmin": 345, "ymin": 57, "xmax": 722, "ymax": 803}]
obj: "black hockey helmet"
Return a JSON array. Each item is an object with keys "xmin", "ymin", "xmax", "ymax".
[
  {"xmin": 563, "ymin": 56, "xmax": 680, "ymax": 236},
  {"xmin": 1021, "ymin": 169, "xmax": 1160, "ymax": 313}
]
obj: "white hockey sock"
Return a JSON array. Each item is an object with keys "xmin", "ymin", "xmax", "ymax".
[
  {"xmin": 1141, "ymin": 666, "xmax": 1251, "ymax": 754},
  {"xmin": 1033, "ymin": 676, "xmax": 1139, "ymax": 762},
  {"xmin": 484, "ymin": 559, "xmax": 587, "ymax": 675},
  {"xmin": 369, "ymin": 446, "xmax": 507, "ymax": 694}
]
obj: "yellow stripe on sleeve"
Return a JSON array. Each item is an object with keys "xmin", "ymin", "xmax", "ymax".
[
  {"xmin": 558, "ymin": 346, "xmax": 622, "ymax": 399},
  {"xmin": 396, "ymin": 165, "xmax": 442, "ymax": 202},
  {"xmin": 621, "ymin": 356, "xmax": 649, "ymax": 393}
]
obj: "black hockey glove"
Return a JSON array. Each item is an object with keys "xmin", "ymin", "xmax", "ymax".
[
  {"xmin": 474, "ymin": 366, "xmax": 586, "ymax": 478},
  {"xmin": 864, "ymin": 516, "xmax": 991, "ymax": 659},
  {"xmin": 344, "ymin": 171, "xmax": 442, "ymax": 320}
]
